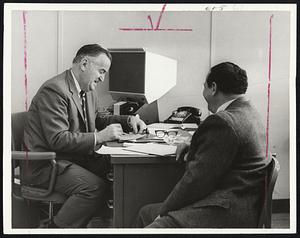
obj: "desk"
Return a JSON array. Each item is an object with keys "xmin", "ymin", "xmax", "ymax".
[{"xmin": 110, "ymin": 154, "xmax": 185, "ymax": 228}]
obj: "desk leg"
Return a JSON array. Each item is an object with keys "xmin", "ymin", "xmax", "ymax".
[{"xmin": 113, "ymin": 164, "xmax": 124, "ymax": 228}]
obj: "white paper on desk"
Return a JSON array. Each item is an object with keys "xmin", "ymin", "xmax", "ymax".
[
  {"xmin": 147, "ymin": 123, "xmax": 179, "ymax": 130},
  {"xmin": 95, "ymin": 145, "xmax": 145, "ymax": 155},
  {"xmin": 119, "ymin": 133, "xmax": 145, "ymax": 141},
  {"xmin": 123, "ymin": 143, "xmax": 177, "ymax": 156}
]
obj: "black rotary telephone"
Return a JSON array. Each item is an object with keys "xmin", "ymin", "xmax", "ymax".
[{"xmin": 164, "ymin": 106, "xmax": 202, "ymax": 125}]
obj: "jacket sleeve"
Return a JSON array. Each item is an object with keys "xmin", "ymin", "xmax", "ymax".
[
  {"xmin": 37, "ymin": 86, "xmax": 95, "ymax": 154},
  {"xmin": 95, "ymin": 113, "xmax": 131, "ymax": 132},
  {"xmin": 93, "ymin": 94, "xmax": 131, "ymax": 132},
  {"xmin": 159, "ymin": 114, "xmax": 239, "ymax": 216}
]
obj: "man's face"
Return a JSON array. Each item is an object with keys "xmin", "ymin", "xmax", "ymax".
[
  {"xmin": 79, "ymin": 53, "xmax": 111, "ymax": 92},
  {"xmin": 202, "ymin": 80, "xmax": 214, "ymax": 112}
]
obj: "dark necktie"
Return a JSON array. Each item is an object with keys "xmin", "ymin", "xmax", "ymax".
[{"xmin": 80, "ymin": 90, "xmax": 88, "ymax": 131}]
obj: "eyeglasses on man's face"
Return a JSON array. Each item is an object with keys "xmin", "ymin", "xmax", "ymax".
[{"xmin": 155, "ymin": 130, "xmax": 178, "ymax": 138}]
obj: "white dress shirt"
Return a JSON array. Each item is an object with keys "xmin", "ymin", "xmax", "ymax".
[{"xmin": 216, "ymin": 96, "xmax": 244, "ymax": 113}]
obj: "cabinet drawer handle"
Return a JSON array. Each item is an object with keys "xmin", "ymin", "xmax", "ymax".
[
  {"xmin": 107, "ymin": 199, "xmax": 114, "ymax": 209},
  {"xmin": 106, "ymin": 172, "xmax": 114, "ymax": 182}
]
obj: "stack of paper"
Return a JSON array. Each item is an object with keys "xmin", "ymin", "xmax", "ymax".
[
  {"xmin": 123, "ymin": 143, "xmax": 177, "ymax": 156},
  {"xmin": 147, "ymin": 123, "xmax": 198, "ymax": 130},
  {"xmin": 119, "ymin": 133, "xmax": 146, "ymax": 141},
  {"xmin": 95, "ymin": 145, "xmax": 145, "ymax": 155}
]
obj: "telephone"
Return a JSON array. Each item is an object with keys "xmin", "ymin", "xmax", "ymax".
[{"xmin": 164, "ymin": 106, "xmax": 202, "ymax": 124}]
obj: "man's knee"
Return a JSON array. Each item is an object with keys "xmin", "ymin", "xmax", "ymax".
[
  {"xmin": 136, "ymin": 204, "xmax": 153, "ymax": 228},
  {"xmin": 90, "ymin": 176, "xmax": 108, "ymax": 199},
  {"xmin": 146, "ymin": 215, "xmax": 180, "ymax": 228},
  {"xmin": 77, "ymin": 175, "xmax": 107, "ymax": 200},
  {"xmin": 136, "ymin": 203, "xmax": 162, "ymax": 227},
  {"xmin": 139, "ymin": 203, "xmax": 150, "ymax": 214},
  {"xmin": 138, "ymin": 203, "xmax": 156, "ymax": 219}
]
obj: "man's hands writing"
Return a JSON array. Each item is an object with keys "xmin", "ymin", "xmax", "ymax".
[
  {"xmin": 128, "ymin": 114, "xmax": 147, "ymax": 134},
  {"xmin": 96, "ymin": 123, "xmax": 123, "ymax": 144},
  {"xmin": 175, "ymin": 142, "xmax": 190, "ymax": 162}
]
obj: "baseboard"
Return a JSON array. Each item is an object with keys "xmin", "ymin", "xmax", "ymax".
[{"xmin": 272, "ymin": 199, "xmax": 289, "ymax": 213}]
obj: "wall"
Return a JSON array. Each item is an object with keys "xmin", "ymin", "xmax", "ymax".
[
  {"xmin": 211, "ymin": 11, "xmax": 290, "ymax": 199},
  {"xmin": 11, "ymin": 11, "xmax": 58, "ymax": 113},
  {"xmin": 59, "ymin": 11, "xmax": 211, "ymax": 120},
  {"xmin": 10, "ymin": 10, "xmax": 291, "ymax": 199}
]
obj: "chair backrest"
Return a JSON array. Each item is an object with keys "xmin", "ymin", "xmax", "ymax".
[
  {"xmin": 11, "ymin": 112, "xmax": 27, "ymax": 151},
  {"xmin": 258, "ymin": 154, "xmax": 280, "ymax": 228}
]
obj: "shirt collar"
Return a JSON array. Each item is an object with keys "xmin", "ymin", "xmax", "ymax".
[
  {"xmin": 70, "ymin": 69, "xmax": 82, "ymax": 95},
  {"xmin": 216, "ymin": 96, "xmax": 243, "ymax": 113}
]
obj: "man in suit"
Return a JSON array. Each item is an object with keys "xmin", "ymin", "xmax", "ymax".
[
  {"xmin": 136, "ymin": 62, "xmax": 271, "ymax": 228},
  {"xmin": 22, "ymin": 44, "xmax": 147, "ymax": 228}
]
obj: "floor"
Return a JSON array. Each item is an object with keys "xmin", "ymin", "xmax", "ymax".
[
  {"xmin": 271, "ymin": 213, "xmax": 290, "ymax": 228},
  {"xmin": 87, "ymin": 212, "xmax": 290, "ymax": 228}
]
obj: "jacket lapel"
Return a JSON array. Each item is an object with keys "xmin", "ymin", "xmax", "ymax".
[{"xmin": 66, "ymin": 70, "xmax": 86, "ymax": 128}]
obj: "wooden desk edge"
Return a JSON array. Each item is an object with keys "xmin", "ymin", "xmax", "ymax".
[{"xmin": 110, "ymin": 154, "xmax": 178, "ymax": 164}]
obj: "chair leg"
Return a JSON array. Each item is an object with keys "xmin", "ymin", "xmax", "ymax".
[{"xmin": 49, "ymin": 202, "xmax": 54, "ymax": 222}]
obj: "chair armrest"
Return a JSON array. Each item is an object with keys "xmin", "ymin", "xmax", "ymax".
[
  {"xmin": 12, "ymin": 151, "xmax": 56, "ymax": 160},
  {"xmin": 21, "ymin": 159, "xmax": 59, "ymax": 197},
  {"xmin": 12, "ymin": 151, "xmax": 58, "ymax": 197}
]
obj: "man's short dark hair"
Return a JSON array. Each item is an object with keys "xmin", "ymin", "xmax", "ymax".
[
  {"xmin": 206, "ymin": 62, "xmax": 248, "ymax": 94},
  {"xmin": 72, "ymin": 44, "xmax": 112, "ymax": 64}
]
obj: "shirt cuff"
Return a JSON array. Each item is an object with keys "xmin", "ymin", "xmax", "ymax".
[
  {"xmin": 94, "ymin": 132, "xmax": 102, "ymax": 151},
  {"xmin": 94, "ymin": 132, "xmax": 97, "ymax": 147},
  {"xmin": 127, "ymin": 115, "xmax": 133, "ymax": 128}
]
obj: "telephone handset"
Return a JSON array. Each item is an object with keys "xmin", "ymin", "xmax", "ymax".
[{"xmin": 164, "ymin": 106, "xmax": 202, "ymax": 124}]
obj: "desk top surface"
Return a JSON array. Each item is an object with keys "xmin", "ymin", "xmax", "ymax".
[
  {"xmin": 109, "ymin": 154, "xmax": 178, "ymax": 164},
  {"xmin": 105, "ymin": 141, "xmax": 180, "ymax": 164}
]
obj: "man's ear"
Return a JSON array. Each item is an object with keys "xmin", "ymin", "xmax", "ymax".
[
  {"xmin": 80, "ymin": 57, "xmax": 88, "ymax": 71},
  {"xmin": 211, "ymin": 82, "xmax": 217, "ymax": 95}
]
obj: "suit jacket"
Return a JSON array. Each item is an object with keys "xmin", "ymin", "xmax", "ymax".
[
  {"xmin": 22, "ymin": 69, "xmax": 130, "ymax": 185},
  {"xmin": 158, "ymin": 96, "xmax": 271, "ymax": 227}
]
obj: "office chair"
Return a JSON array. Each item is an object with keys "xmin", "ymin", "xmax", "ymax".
[
  {"xmin": 12, "ymin": 112, "xmax": 66, "ymax": 227},
  {"xmin": 257, "ymin": 154, "xmax": 280, "ymax": 228}
]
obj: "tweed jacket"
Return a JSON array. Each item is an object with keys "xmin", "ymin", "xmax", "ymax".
[
  {"xmin": 158, "ymin": 96, "xmax": 271, "ymax": 227},
  {"xmin": 22, "ymin": 69, "xmax": 130, "ymax": 185}
]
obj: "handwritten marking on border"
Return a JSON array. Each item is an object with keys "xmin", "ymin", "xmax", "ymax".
[
  {"xmin": 119, "ymin": 4, "xmax": 192, "ymax": 32},
  {"xmin": 22, "ymin": 11, "xmax": 29, "ymax": 163},
  {"xmin": 22, "ymin": 11, "xmax": 28, "ymax": 112},
  {"xmin": 266, "ymin": 15, "xmax": 274, "ymax": 159},
  {"xmin": 263, "ymin": 15, "xmax": 274, "ymax": 210}
]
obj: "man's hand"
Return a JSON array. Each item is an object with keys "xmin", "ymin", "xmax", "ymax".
[
  {"xmin": 128, "ymin": 114, "xmax": 147, "ymax": 134},
  {"xmin": 96, "ymin": 123, "xmax": 123, "ymax": 144},
  {"xmin": 175, "ymin": 142, "xmax": 190, "ymax": 162}
]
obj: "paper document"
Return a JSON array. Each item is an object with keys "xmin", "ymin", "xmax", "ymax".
[
  {"xmin": 148, "ymin": 123, "xmax": 198, "ymax": 130},
  {"xmin": 95, "ymin": 145, "xmax": 145, "ymax": 155},
  {"xmin": 181, "ymin": 123, "xmax": 198, "ymax": 129},
  {"xmin": 119, "ymin": 133, "xmax": 146, "ymax": 141},
  {"xmin": 123, "ymin": 143, "xmax": 177, "ymax": 156},
  {"xmin": 148, "ymin": 123, "xmax": 180, "ymax": 130}
]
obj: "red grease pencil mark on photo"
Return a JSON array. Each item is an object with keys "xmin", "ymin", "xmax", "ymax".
[
  {"xmin": 23, "ymin": 11, "xmax": 29, "ymax": 163},
  {"xmin": 263, "ymin": 14, "xmax": 274, "ymax": 212},
  {"xmin": 119, "ymin": 4, "xmax": 192, "ymax": 32},
  {"xmin": 266, "ymin": 14, "xmax": 274, "ymax": 159},
  {"xmin": 23, "ymin": 11, "xmax": 28, "ymax": 112}
]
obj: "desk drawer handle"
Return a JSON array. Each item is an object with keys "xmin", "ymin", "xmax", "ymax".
[
  {"xmin": 107, "ymin": 199, "xmax": 114, "ymax": 209},
  {"xmin": 106, "ymin": 172, "xmax": 114, "ymax": 182}
]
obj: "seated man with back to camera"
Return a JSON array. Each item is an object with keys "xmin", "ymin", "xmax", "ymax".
[
  {"xmin": 136, "ymin": 62, "xmax": 271, "ymax": 228},
  {"xmin": 22, "ymin": 44, "xmax": 147, "ymax": 228}
]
